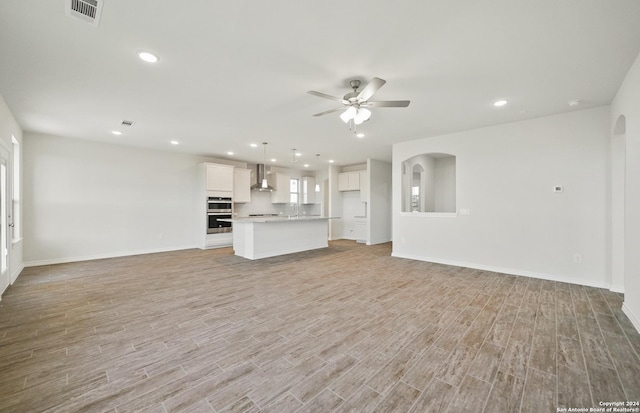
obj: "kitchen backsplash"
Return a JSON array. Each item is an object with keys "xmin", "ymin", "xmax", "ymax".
[{"xmin": 234, "ymin": 191, "xmax": 320, "ymax": 217}]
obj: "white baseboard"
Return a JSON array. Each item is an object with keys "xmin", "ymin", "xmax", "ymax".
[
  {"xmin": 391, "ymin": 252, "xmax": 612, "ymax": 290},
  {"xmin": 622, "ymin": 303, "xmax": 640, "ymax": 333},
  {"xmin": 24, "ymin": 245, "xmax": 198, "ymax": 267},
  {"xmin": 368, "ymin": 238, "xmax": 391, "ymax": 246},
  {"xmin": 609, "ymin": 284, "xmax": 625, "ymax": 294}
]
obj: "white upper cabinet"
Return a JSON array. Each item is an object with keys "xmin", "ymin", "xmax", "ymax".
[
  {"xmin": 271, "ymin": 173, "xmax": 291, "ymax": 204},
  {"xmin": 338, "ymin": 171, "xmax": 362, "ymax": 191},
  {"xmin": 348, "ymin": 172, "xmax": 360, "ymax": 190},
  {"xmin": 206, "ymin": 163, "xmax": 234, "ymax": 192},
  {"xmin": 233, "ymin": 168, "xmax": 251, "ymax": 203},
  {"xmin": 301, "ymin": 176, "xmax": 316, "ymax": 204},
  {"xmin": 338, "ymin": 173, "xmax": 349, "ymax": 191}
]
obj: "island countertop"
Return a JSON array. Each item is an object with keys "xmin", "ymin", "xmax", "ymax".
[
  {"xmin": 227, "ymin": 216, "xmax": 337, "ymax": 259},
  {"xmin": 219, "ymin": 216, "xmax": 339, "ymax": 223}
]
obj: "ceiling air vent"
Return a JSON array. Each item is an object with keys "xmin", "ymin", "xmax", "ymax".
[
  {"xmin": 65, "ymin": 0, "xmax": 103, "ymax": 27},
  {"xmin": 121, "ymin": 120, "xmax": 135, "ymax": 127}
]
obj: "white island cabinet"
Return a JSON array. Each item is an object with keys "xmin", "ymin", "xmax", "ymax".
[{"xmin": 228, "ymin": 217, "xmax": 336, "ymax": 260}]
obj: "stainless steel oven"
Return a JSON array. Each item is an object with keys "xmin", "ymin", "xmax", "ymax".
[
  {"xmin": 207, "ymin": 196, "xmax": 232, "ymax": 213},
  {"xmin": 207, "ymin": 197, "xmax": 233, "ymax": 234},
  {"xmin": 207, "ymin": 213, "xmax": 232, "ymax": 234}
]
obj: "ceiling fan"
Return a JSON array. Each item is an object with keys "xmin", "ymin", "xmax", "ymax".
[{"xmin": 307, "ymin": 77, "xmax": 410, "ymax": 127}]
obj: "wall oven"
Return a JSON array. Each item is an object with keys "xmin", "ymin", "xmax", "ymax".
[
  {"xmin": 208, "ymin": 196, "xmax": 232, "ymax": 213},
  {"xmin": 207, "ymin": 213, "xmax": 232, "ymax": 234},
  {"xmin": 207, "ymin": 197, "xmax": 233, "ymax": 234}
]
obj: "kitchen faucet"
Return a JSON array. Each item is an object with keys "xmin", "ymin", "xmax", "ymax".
[{"xmin": 290, "ymin": 203, "xmax": 299, "ymax": 218}]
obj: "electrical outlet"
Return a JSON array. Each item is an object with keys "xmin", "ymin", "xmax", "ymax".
[{"xmin": 573, "ymin": 254, "xmax": 582, "ymax": 263}]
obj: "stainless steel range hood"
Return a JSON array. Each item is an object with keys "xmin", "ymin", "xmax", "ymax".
[{"xmin": 251, "ymin": 164, "xmax": 274, "ymax": 191}]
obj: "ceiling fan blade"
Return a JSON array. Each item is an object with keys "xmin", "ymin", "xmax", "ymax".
[
  {"xmin": 357, "ymin": 77, "xmax": 386, "ymax": 101},
  {"xmin": 365, "ymin": 100, "xmax": 411, "ymax": 108},
  {"xmin": 312, "ymin": 107, "xmax": 345, "ymax": 117},
  {"xmin": 307, "ymin": 90, "xmax": 347, "ymax": 104}
]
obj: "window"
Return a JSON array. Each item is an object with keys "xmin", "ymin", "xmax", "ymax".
[
  {"xmin": 12, "ymin": 135, "xmax": 20, "ymax": 241},
  {"xmin": 290, "ymin": 178, "xmax": 299, "ymax": 204}
]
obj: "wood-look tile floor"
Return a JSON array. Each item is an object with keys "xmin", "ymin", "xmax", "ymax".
[{"xmin": 1, "ymin": 241, "xmax": 639, "ymax": 413}]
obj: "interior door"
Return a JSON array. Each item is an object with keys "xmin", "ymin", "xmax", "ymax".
[{"xmin": 0, "ymin": 146, "xmax": 9, "ymax": 279}]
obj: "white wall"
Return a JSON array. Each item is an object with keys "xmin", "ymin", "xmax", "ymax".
[
  {"xmin": 368, "ymin": 159, "xmax": 392, "ymax": 245},
  {"xmin": 611, "ymin": 51, "xmax": 640, "ymax": 331},
  {"xmin": 0, "ymin": 94, "xmax": 24, "ymax": 298},
  {"xmin": 393, "ymin": 107, "xmax": 611, "ymax": 289},
  {"xmin": 23, "ymin": 133, "xmax": 228, "ymax": 265}
]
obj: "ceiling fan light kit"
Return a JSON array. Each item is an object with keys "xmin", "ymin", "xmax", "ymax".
[
  {"xmin": 339, "ymin": 106, "xmax": 357, "ymax": 123},
  {"xmin": 308, "ymin": 77, "xmax": 410, "ymax": 133}
]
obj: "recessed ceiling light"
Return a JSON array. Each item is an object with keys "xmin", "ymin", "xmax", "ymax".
[
  {"xmin": 250, "ymin": 143, "xmax": 258, "ymax": 148},
  {"xmin": 271, "ymin": 158, "xmax": 277, "ymax": 162},
  {"xmin": 329, "ymin": 160, "xmax": 335, "ymax": 163},
  {"xmin": 356, "ymin": 133, "xmax": 365, "ymax": 138},
  {"xmin": 137, "ymin": 51, "xmax": 159, "ymax": 63},
  {"xmin": 170, "ymin": 140, "xmax": 179, "ymax": 145},
  {"xmin": 493, "ymin": 99, "xmax": 508, "ymax": 107},
  {"xmin": 111, "ymin": 131, "xmax": 123, "ymax": 136},
  {"xmin": 304, "ymin": 164, "xmax": 309, "ymax": 168},
  {"xmin": 296, "ymin": 153, "xmax": 302, "ymax": 157},
  {"xmin": 568, "ymin": 100, "xmax": 581, "ymax": 107},
  {"xmin": 227, "ymin": 151, "xmax": 234, "ymax": 156}
]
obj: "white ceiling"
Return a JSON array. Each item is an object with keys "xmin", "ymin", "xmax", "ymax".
[{"xmin": 1, "ymin": 1, "xmax": 640, "ymax": 169}]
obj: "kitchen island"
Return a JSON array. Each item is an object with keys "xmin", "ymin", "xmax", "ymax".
[{"xmin": 223, "ymin": 216, "xmax": 336, "ymax": 260}]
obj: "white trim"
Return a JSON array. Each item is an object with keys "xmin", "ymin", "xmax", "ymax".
[
  {"xmin": 609, "ymin": 284, "xmax": 625, "ymax": 294},
  {"xmin": 11, "ymin": 262, "xmax": 23, "ymax": 284},
  {"xmin": 11, "ymin": 237, "xmax": 23, "ymax": 245},
  {"xmin": 622, "ymin": 303, "xmax": 640, "ymax": 334},
  {"xmin": 399, "ymin": 212, "xmax": 457, "ymax": 218},
  {"xmin": 391, "ymin": 252, "xmax": 612, "ymax": 290},
  {"xmin": 24, "ymin": 244, "xmax": 198, "ymax": 267},
  {"xmin": 0, "ymin": 279, "xmax": 7, "ymax": 300}
]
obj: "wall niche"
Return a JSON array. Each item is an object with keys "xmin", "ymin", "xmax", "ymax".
[{"xmin": 402, "ymin": 153, "xmax": 456, "ymax": 213}]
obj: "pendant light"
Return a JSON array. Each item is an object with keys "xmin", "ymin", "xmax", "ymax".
[
  {"xmin": 261, "ymin": 142, "xmax": 269, "ymax": 189},
  {"xmin": 315, "ymin": 154, "xmax": 321, "ymax": 192}
]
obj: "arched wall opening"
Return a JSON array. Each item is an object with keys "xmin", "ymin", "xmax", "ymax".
[{"xmin": 401, "ymin": 153, "xmax": 456, "ymax": 213}]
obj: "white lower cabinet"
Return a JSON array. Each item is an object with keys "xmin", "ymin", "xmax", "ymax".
[{"xmin": 354, "ymin": 220, "xmax": 367, "ymax": 243}]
